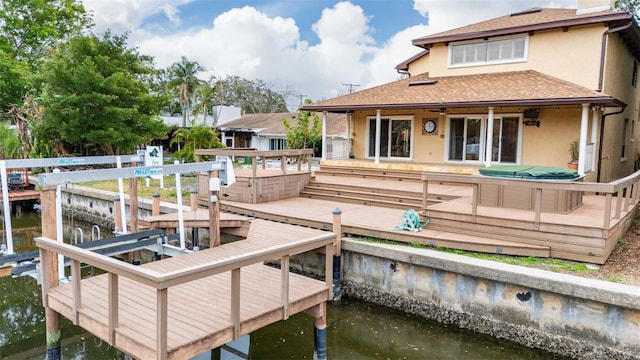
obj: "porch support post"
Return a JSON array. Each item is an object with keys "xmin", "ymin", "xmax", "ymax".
[
  {"xmin": 579, "ymin": 103, "xmax": 589, "ymax": 175},
  {"xmin": 485, "ymin": 107, "xmax": 495, "ymax": 167},
  {"xmin": 321, "ymin": 111, "xmax": 328, "ymax": 161},
  {"xmin": 375, "ymin": 110, "xmax": 381, "ymax": 164},
  {"xmin": 346, "ymin": 112, "xmax": 352, "ymax": 158},
  {"xmin": 590, "ymin": 109, "xmax": 599, "ymax": 171}
]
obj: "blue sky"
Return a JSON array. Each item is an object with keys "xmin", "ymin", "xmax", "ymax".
[{"xmin": 82, "ymin": 0, "xmax": 579, "ymax": 110}]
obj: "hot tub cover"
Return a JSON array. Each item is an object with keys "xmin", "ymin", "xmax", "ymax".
[{"xmin": 479, "ymin": 165, "xmax": 579, "ymax": 179}]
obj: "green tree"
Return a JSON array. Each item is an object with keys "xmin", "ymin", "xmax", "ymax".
[
  {"xmin": 283, "ymin": 99, "xmax": 322, "ymax": 154},
  {"xmin": 0, "ymin": 0, "xmax": 91, "ymax": 113},
  {"xmin": 0, "ymin": 0, "xmax": 91, "ymax": 66},
  {"xmin": 193, "ymin": 78, "xmax": 223, "ymax": 126},
  {"xmin": 37, "ymin": 32, "xmax": 169, "ymax": 156},
  {"xmin": 616, "ymin": 0, "xmax": 640, "ymax": 15},
  {"xmin": 0, "ymin": 122, "xmax": 22, "ymax": 159},
  {"xmin": 168, "ymin": 56, "xmax": 204, "ymax": 127},
  {"xmin": 219, "ymin": 75, "xmax": 289, "ymax": 114},
  {"xmin": 170, "ymin": 125, "xmax": 224, "ymax": 163}
]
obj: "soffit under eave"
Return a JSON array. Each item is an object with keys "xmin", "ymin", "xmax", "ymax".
[{"xmin": 301, "ymin": 97, "xmax": 626, "ymax": 113}]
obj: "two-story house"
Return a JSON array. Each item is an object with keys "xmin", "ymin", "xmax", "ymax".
[{"xmin": 303, "ymin": 0, "xmax": 640, "ymax": 182}]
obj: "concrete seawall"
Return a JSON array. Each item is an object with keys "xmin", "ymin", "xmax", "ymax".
[{"xmin": 340, "ymin": 239, "xmax": 640, "ymax": 360}]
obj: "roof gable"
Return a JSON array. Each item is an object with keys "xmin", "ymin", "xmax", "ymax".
[{"xmin": 412, "ymin": 8, "xmax": 631, "ymax": 48}]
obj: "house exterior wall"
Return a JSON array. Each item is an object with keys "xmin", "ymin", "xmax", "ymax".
[
  {"xmin": 350, "ymin": 107, "xmax": 599, "ymax": 180},
  {"xmin": 409, "ymin": 25, "xmax": 603, "ymax": 91},
  {"xmin": 601, "ymin": 32, "xmax": 640, "ymax": 180},
  {"xmin": 401, "ymin": 19, "xmax": 640, "ymax": 182}
]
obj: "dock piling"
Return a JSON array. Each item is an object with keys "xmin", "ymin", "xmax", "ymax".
[{"xmin": 332, "ymin": 208, "xmax": 342, "ymax": 301}]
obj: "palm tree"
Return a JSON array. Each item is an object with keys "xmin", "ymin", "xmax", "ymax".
[
  {"xmin": 170, "ymin": 125, "xmax": 225, "ymax": 163},
  {"xmin": 193, "ymin": 78, "xmax": 223, "ymax": 126},
  {"xmin": 168, "ymin": 56, "xmax": 204, "ymax": 127}
]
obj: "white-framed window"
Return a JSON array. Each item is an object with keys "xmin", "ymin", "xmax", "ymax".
[
  {"xmin": 449, "ymin": 35, "xmax": 528, "ymax": 67},
  {"xmin": 269, "ymin": 138, "xmax": 286, "ymax": 150},
  {"xmin": 446, "ymin": 115, "xmax": 521, "ymax": 163},
  {"xmin": 366, "ymin": 116, "xmax": 414, "ymax": 159}
]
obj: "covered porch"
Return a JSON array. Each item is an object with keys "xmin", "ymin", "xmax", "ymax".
[{"xmin": 304, "ymin": 70, "xmax": 628, "ymax": 183}]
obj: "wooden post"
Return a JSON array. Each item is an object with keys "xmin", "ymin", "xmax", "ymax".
[
  {"xmin": 114, "ymin": 195, "xmax": 123, "ymax": 233},
  {"xmin": 41, "ymin": 188, "xmax": 61, "ymax": 359},
  {"xmin": 152, "ymin": 192, "xmax": 160, "ymax": 216},
  {"xmin": 332, "ymin": 208, "xmax": 342, "ymax": 301},
  {"xmin": 209, "ymin": 171, "xmax": 221, "ymax": 247},
  {"xmin": 312, "ymin": 303, "xmax": 327, "ymax": 360},
  {"xmin": 129, "ymin": 167, "xmax": 140, "ymax": 264},
  {"xmin": 190, "ymin": 188, "xmax": 198, "ymax": 211}
]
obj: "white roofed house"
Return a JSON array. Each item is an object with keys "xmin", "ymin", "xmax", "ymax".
[{"xmin": 217, "ymin": 112, "xmax": 348, "ymax": 158}]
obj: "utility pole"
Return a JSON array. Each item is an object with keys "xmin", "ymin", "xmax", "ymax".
[
  {"xmin": 342, "ymin": 83, "xmax": 359, "ymax": 94},
  {"xmin": 297, "ymin": 94, "xmax": 308, "ymax": 107}
]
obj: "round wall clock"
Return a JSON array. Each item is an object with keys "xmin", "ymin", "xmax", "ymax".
[{"xmin": 423, "ymin": 119, "xmax": 437, "ymax": 134}]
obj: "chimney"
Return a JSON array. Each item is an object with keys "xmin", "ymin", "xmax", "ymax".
[{"xmin": 576, "ymin": 0, "xmax": 615, "ymax": 15}]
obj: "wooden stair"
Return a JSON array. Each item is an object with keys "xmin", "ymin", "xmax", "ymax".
[
  {"xmin": 301, "ymin": 181, "xmax": 427, "ymax": 210},
  {"xmin": 314, "ymin": 165, "xmax": 423, "ymax": 182}
]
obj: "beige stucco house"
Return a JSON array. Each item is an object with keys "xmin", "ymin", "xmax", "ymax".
[{"xmin": 303, "ymin": 0, "xmax": 640, "ymax": 182}]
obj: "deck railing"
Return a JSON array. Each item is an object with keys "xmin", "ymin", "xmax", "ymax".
[
  {"xmin": 36, "ymin": 233, "xmax": 335, "ymax": 360},
  {"xmin": 421, "ymin": 170, "xmax": 640, "ymax": 229},
  {"xmin": 195, "ymin": 148, "xmax": 314, "ymax": 178}
]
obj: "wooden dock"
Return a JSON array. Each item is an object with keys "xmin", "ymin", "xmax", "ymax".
[
  {"xmin": 37, "ymin": 219, "xmax": 335, "ymax": 360},
  {"xmin": 138, "ymin": 210, "xmax": 252, "ymax": 238}
]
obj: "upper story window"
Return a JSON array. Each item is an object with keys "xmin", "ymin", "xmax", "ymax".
[{"xmin": 449, "ymin": 35, "xmax": 528, "ymax": 67}]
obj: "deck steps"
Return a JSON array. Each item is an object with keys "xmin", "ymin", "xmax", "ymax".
[
  {"xmin": 301, "ymin": 181, "xmax": 425, "ymax": 210},
  {"xmin": 314, "ymin": 165, "xmax": 423, "ymax": 182}
]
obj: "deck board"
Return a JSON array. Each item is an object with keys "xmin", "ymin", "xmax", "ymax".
[{"xmin": 45, "ymin": 219, "xmax": 332, "ymax": 360}]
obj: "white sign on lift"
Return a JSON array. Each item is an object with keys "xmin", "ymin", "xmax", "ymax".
[{"xmin": 144, "ymin": 146, "xmax": 163, "ymax": 188}]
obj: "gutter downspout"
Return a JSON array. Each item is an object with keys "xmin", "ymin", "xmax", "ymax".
[
  {"xmin": 598, "ymin": 22, "xmax": 632, "ymax": 92},
  {"xmin": 597, "ymin": 106, "xmax": 626, "ymax": 183}
]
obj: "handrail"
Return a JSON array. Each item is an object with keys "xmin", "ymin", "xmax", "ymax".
[
  {"xmin": 195, "ymin": 148, "xmax": 314, "ymax": 178},
  {"xmin": 420, "ymin": 170, "xmax": 640, "ymax": 229},
  {"xmin": 36, "ymin": 232, "xmax": 335, "ymax": 359}
]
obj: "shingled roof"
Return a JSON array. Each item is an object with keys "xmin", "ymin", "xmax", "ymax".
[
  {"xmin": 218, "ymin": 112, "xmax": 347, "ymax": 136},
  {"xmin": 412, "ymin": 8, "xmax": 632, "ymax": 48},
  {"xmin": 301, "ymin": 70, "xmax": 624, "ymax": 113}
]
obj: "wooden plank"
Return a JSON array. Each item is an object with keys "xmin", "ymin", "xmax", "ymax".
[
  {"xmin": 281, "ymin": 256, "xmax": 289, "ymax": 320},
  {"xmin": 157, "ymin": 288, "xmax": 168, "ymax": 360},
  {"xmin": 71, "ymin": 259, "xmax": 81, "ymax": 325},
  {"xmin": 108, "ymin": 273, "xmax": 118, "ymax": 344}
]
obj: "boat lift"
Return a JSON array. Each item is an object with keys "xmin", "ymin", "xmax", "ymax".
[{"xmin": 0, "ymin": 155, "xmax": 144, "ymax": 255}]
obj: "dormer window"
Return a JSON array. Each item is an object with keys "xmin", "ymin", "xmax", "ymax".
[{"xmin": 449, "ymin": 35, "xmax": 528, "ymax": 67}]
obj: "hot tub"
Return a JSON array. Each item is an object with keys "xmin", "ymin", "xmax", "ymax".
[{"xmin": 478, "ymin": 165, "xmax": 582, "ymax": 213}]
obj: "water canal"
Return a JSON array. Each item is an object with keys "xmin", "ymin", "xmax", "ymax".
[{"xmin": 0, "ymin": 206, "xmax": 570, "ymax": 359}]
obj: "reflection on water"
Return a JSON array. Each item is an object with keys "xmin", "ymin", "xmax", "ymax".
[{"xmin": 0, "ymin": 206, "xmax": 569, "ymax": 360}]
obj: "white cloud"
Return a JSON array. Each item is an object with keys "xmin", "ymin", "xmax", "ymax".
[
  {"xmin": 81, "ymin": 0, "xmax": 583, "ymax": 109},
  {"xmin": 83, "ymin": 0, "xmax": 191, "ymax": 34}
]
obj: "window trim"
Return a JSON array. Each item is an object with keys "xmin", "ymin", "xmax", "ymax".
[
  {"xmin": 448, "ymin": 34, "xmax": 529, "ymax": 68},
  {"xmin": 444, "ymin": 114, "xmax": 523, "ymax": 164},
  {"xmin": 365, "ymin": 115, "xmax": 415, "ymax": 160}
]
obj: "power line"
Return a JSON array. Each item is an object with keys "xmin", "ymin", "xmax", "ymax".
[{"xmin": 342, "ymin": 83, "xmax": 360, "ymax": 94}]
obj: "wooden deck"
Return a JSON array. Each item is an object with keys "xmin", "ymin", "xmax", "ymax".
[
  {"xmin": 0, "ymin": 188, "xmax": 40, "ymax": 201},
  {"xmin": 139, "ymin": 210, "xmax": 252, "ymax": 238},
  {"xmin": 219, "ymin": 166, "xmax": 640, "ymax": 264},
  {"xmin": 37, "ymin": 219, "xmax": 335, "ymax": 360}
]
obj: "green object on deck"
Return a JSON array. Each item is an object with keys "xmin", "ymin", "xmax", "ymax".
[
  {"xmin": 479, "ymin": 165, "xmax": 579, "ymax": 179},
  {"xmin": 394, "ymin": 208, "xmax": 430, "ymax": 233},
  {"xmin": 245, "ymin": 156, "xmax": 252, "ymax": 164}
]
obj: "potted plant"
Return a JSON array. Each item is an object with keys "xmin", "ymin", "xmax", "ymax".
[{"xmin": 568, "ymin": 139, "xmax": 579, "ymax": 170}]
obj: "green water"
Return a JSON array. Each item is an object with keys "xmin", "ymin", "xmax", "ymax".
[{"xmin": 0, "ymin": 206, "xmax": 569, "ymax": 359}]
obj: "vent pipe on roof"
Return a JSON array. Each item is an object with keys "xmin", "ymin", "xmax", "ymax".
[{"xmin": 576, "ymin": 0, "xmax": 614, "ymax": 15}]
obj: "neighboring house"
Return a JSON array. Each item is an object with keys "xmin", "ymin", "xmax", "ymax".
[
  {"xmin": 217, "ymin": 112, "xmax": 348, "ymax": 158},
  {"xmin": 303, "ymin": 0, "xmax": 640, "ymax": 182}
]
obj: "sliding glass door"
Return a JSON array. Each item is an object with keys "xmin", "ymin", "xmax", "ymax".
[
  {"xmin": 448, "ymin": 115, "xmax": 520, "ymax": 163},
  {"xmin": 368, "ymin": 118, "xmax": 412, "ymax": 159}
]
